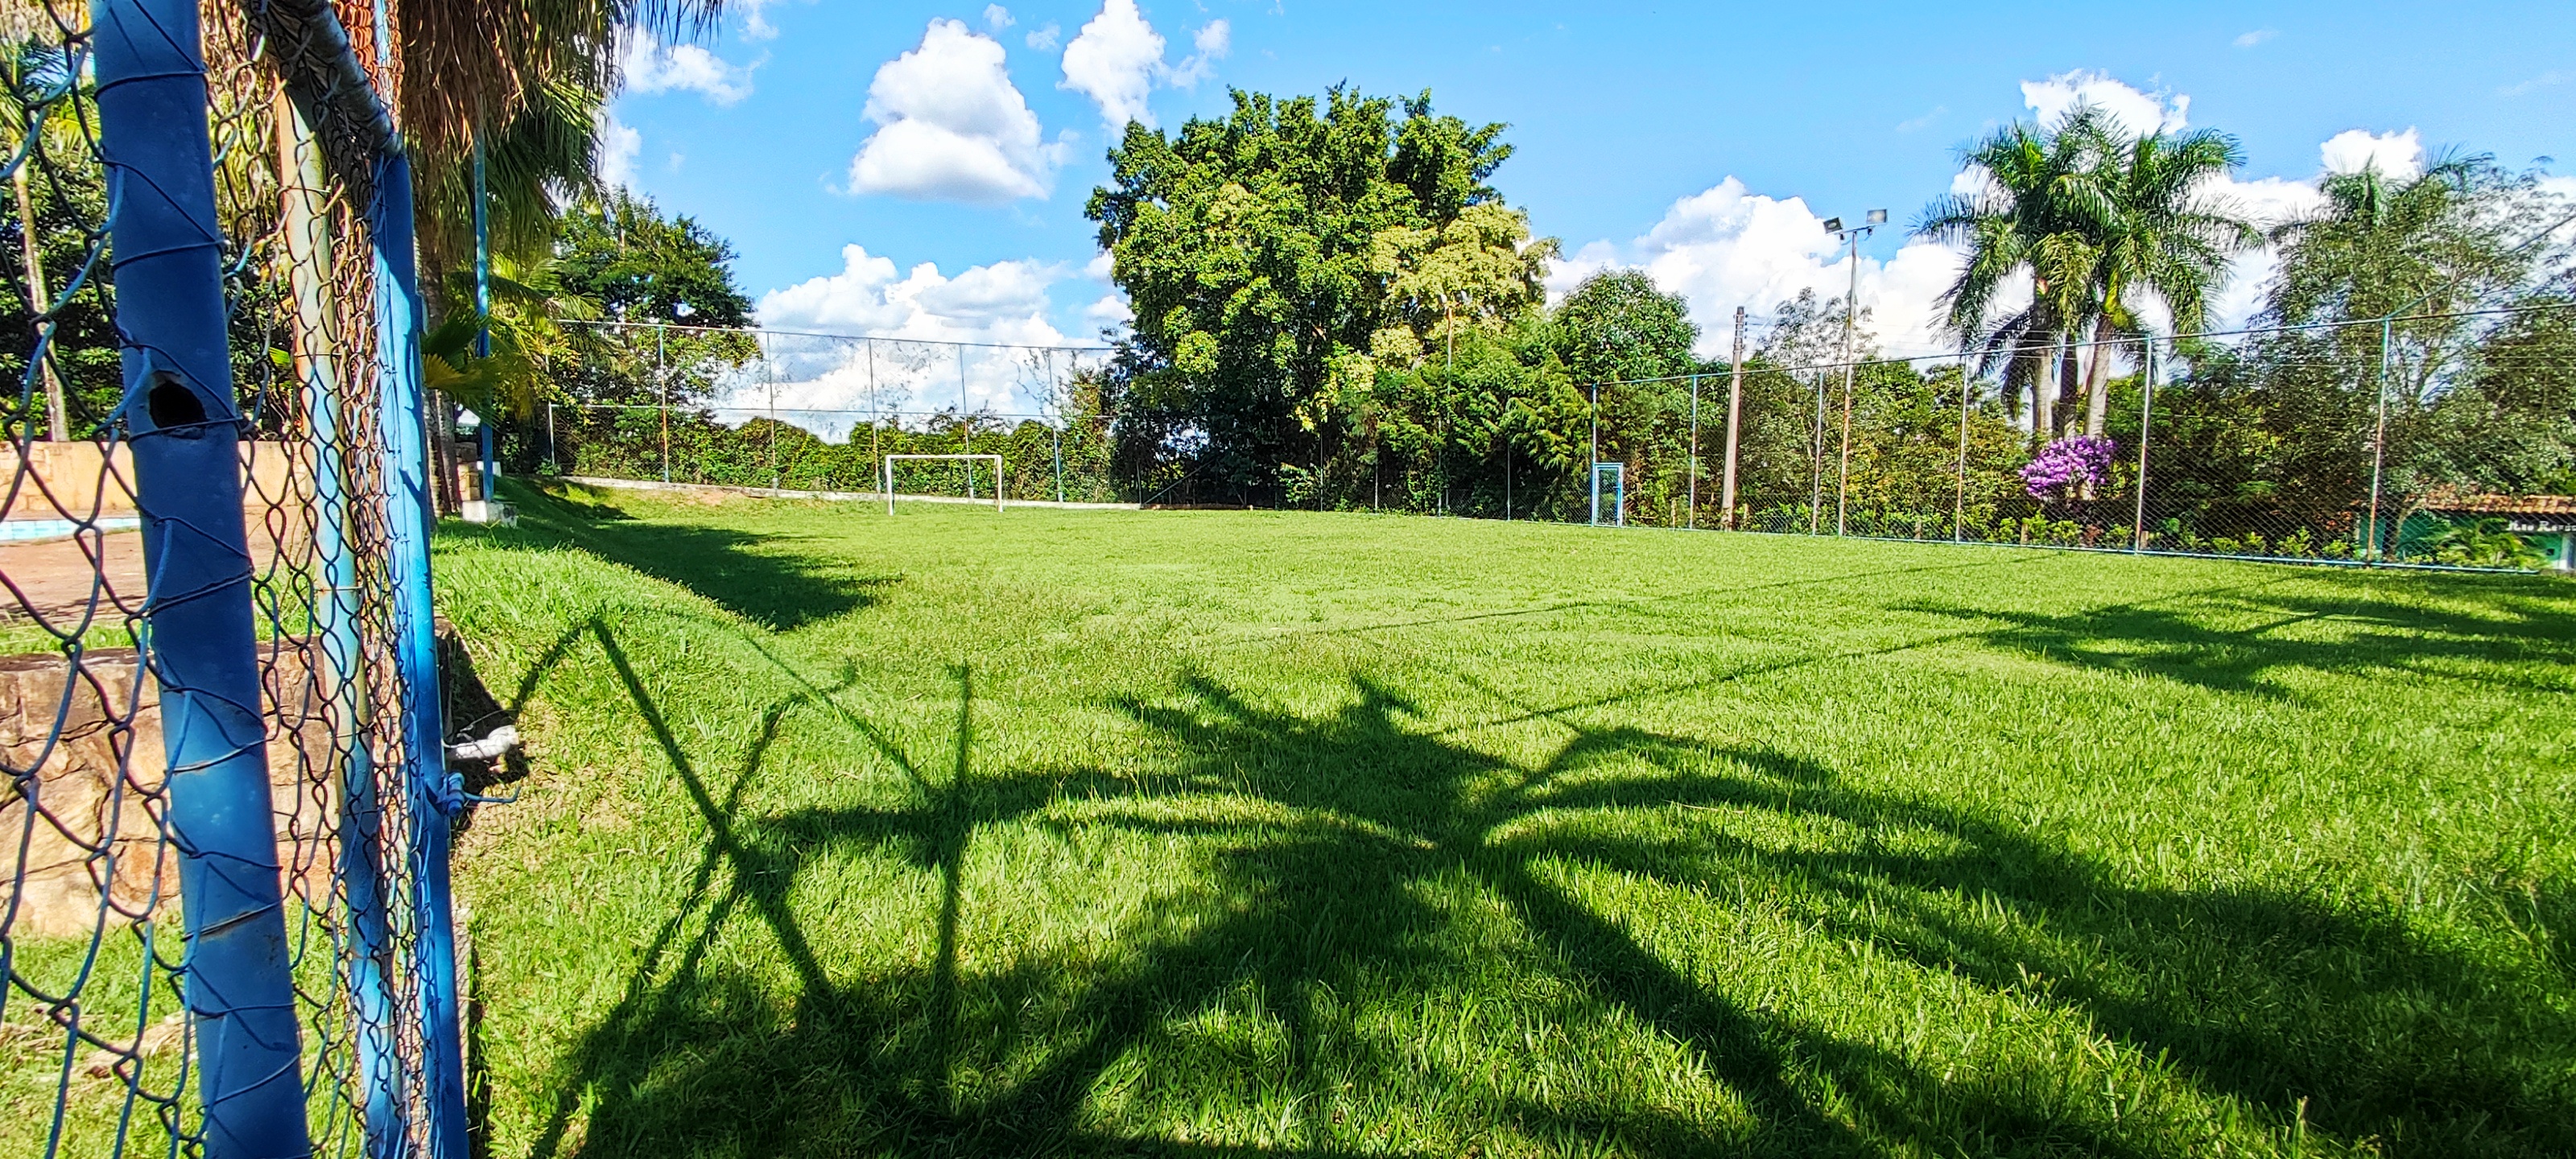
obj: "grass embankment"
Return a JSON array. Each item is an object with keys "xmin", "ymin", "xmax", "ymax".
[{"xmin": 439, "ymin": 480, "xmax": 2574, "ymax": 1158}]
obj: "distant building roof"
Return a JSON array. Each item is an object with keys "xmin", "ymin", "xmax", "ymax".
[{"xmin": 2418, "ymin": 490, "xmax": 2576, "ymax": 516}]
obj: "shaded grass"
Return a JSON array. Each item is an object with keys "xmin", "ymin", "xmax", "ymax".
[{"xmin": 439, "ymin": 479, "xmax": 2576, "ymax": 1157}]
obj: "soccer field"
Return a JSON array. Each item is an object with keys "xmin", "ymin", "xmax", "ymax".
[{"xmin": 440, "ymin": 481, "xmax": 2574, "ymax": 1158}]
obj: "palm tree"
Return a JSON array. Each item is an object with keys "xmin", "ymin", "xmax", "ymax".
[
  {"xmin": 1914, "ymin": 107, "xmax": 2113, "ymax": 443},
  {"xmin": 431, "ymin": 249, "xmax": 602, "ymax": 413},
  {"xmin": 400, "ymin": 1, "xmax": 719, "ymax": 287},
  {"xmin": 2070, "ymin": 126, "xmax": 2259, "ymax": 435},
  {"xmin": 2257, "ymin": 155, "xmax": 2545, "ymax": 523},
  {"xmin": 1917, "ymin": 107, "xmax": 2256, "ymax": 442},
  {"xmin": 2262, "ymin": 154, "xmax": 2523, "ymax": 402}
]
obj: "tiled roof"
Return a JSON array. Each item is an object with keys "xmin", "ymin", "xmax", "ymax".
[{"xmin": 2418, "ymin": 490, "xmax": 2576, "ymax": 515}]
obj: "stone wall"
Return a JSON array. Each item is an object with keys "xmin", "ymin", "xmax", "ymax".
[{"xmin": 0, "ymin": 643, "xmax": 337, "ymax": 938}]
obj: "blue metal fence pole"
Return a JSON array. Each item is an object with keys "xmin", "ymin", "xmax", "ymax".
[
  {"xmin": 91, "ymin": 0, "xmax": 315, "ymax": 1153},
  {"xmin": 369, "ymin": 152, "xmax": 468, "ymax": 1159},
  {"xmin": 278, "ymin": 95, "xmax": 400, "ymax": 1156}
]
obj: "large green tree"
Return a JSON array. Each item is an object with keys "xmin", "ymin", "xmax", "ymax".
[
  {"xmin": 1086, "ymin": 88, "xmax": 1524, "ymax": 501},
  {"xmin": 2263, "ymin": 155, "xmax": 2537, "ymax": 400},
  {"xmin": 548, "ymin": 189, "xmax": 754, "ymax": 407},
  {"xmin": 2119, "ymin": 154, "xmax": 2570, "ymax": 552},
  {"xmin": 1550, "ymin": 270, "xmax": 1702, "ymax": 504},
  {"xmin": 1552, "ymin": 270, "xmax": 1697, "ymax": 388},
  {"xmin": 2242, "ymin": 155, "xmax": 2566, "ymax": 522}
]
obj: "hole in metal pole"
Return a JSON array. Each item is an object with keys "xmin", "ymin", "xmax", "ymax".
[{"xmin": 147, "ymin": 373, "xmax": 208, "ymax": 428}]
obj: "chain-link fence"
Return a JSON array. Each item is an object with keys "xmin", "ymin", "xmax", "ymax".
[
  {"xmin": 2, "ymin": 0, "xmax": 466, "ymax": 1155},
  {"xmin": 512, "ymin": 323, "xmax": 1126, "ymax": 503},
  {"xmin": 526, "ymin": 308, "xmax": 2574, "ymax": 571},
  {"xmin": 1625, "ymin": 312, "xmax": 2574, "ymax": 571}
]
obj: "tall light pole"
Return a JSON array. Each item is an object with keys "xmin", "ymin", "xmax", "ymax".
[
  {"xmin": 1823, "ymin": 209, "xmax": 1885, "ymax": 536},
  {"xmin": 1720, "ymin": 307, "xmax": 1745, "ymax": 529}
]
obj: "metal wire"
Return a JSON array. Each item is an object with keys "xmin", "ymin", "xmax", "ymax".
[
  {"xmin": 537, "ymin": 308, "xmax": 2570, "ymax": 570},
  {"xmin": 1, "ymin": 0, "xmax": 444, "ymax": 1153},
  {"xmin": 535, "ymin": 326, "xmax": 1118, "ymax": 502}
]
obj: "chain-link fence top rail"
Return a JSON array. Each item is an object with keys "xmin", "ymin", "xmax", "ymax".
[
  {"xmin": 2, "ymin": 0, "xmax": 440, "ymax": 1155},
  {"xmin": 532, "ymin": 321, "xmax": 1119, "ymax": 501},
  {"xmin": 1548, "ymin": 303, "xmax": 2576, "ymax": 571}
]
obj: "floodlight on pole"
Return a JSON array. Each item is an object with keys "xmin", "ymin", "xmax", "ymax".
[{"xmin": 1824, "ymin": 209, "xmax": 1886, "ymax": 537}]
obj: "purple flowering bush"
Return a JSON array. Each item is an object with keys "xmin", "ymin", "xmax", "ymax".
[{"xmin": 2019, "ymin": 435, "xmax": 2116, "ymax": 499}]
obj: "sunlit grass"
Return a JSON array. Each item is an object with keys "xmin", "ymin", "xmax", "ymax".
[{"xmin": 439, "ymin": 479, "xmax": 2576, "ymax": 1158}]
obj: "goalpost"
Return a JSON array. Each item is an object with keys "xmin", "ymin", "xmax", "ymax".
[{"xmin": 882, "ymin": 454, "xmax": 1006, "ymax": 514}]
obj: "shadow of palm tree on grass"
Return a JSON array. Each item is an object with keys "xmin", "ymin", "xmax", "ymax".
[
  {"xmin": 490, "ymin": 480, "xmax": 897, "ymax": 629},
  {"xmin": 502, "ymin": 605, "xmax": 2574, "ymax": 1157},
  {"xmin": 1893, "ymin": 578, "xmax": 2575, "ymax": 697}
]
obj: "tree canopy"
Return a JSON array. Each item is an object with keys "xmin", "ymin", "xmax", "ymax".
[
  {"xmin": 554, "ymin": 189, "xmax": 757, "ymax": 329},
  {"xmin": 1087, "ymin": 88, "xmax": 1541, "ymax": 501}
]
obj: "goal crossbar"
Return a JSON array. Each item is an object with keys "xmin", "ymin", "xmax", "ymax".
[{"xmin": 882, "ymin": 453, "xmax": 1005, "ymax": 514}]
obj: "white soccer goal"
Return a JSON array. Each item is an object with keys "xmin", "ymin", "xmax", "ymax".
[{"xmin": 882, "ymin": 454, "xmax": 1005, "ymax": 514}]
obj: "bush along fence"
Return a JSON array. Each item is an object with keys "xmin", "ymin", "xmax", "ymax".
[{"xmin": 2, "ymin": 1, "xmax": 474, "ymax": 1157}]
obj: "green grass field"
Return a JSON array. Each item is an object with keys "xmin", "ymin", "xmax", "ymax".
[{"xmin": 436, "ymin": 480, "xmax": 2576, "ymax": 1158}]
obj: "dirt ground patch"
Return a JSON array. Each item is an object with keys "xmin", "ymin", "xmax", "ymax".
[{"xmin": 0, "ymin": 523, "xmax": 297, "ymax": 633}]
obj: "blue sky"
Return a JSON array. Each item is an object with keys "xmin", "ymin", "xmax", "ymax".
[{"xmin": 606, "ymin": 0, "xmax": 2574, "ymax": 414}]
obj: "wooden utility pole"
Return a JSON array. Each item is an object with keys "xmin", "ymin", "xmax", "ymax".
[{"xmin": 1721, "ymin": 307, "xmax": 1746, "ymax": 529}]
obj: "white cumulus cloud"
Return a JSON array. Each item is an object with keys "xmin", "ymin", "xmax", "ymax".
[
  {"xmin": 2319, "ymin": 128, "xmax": 2424, "ymax": 180},
  {"xmin": 1546, "ymin": 178, "xmax": 1963, "ymax": 361},
  {"xmin": 2198, "ymin": 175, "xmax": 2324, "ymax": 331},
  {"xmin": 848, "ymin": 19, "xmax": 1060, "ymax": 204},
  {"xmin": 1080, "ymin": 251, "xmax": 1129, "ymax": 332},
  {"xmin": 1170, "ymin": 19, "xmax": 1230, "ymax": 88},
  {"xmin": 617, "ymin": 29, "xmax": 756, "ymax": 105},
  {"xmin": 2232, "ymin": 29, "xmax": 2276, "ymax": 48},
  {"xmin": 2020, "ymin": 69, "xmax": 2188, "ymax": 137},
  {"xmin": 1026, "ymin": 23, "xmax": 1061, "ymax": 51},
  {"xmin": 738, "ymin": 245, "xmax": 1099, "ymax": 427},
  {"xmin": 2183, "ymin": 128, "xmax": 2425, "ymax": 328},
  {"xmin": 1059, "ymin": 0, "xmax": 1228, "ymax": 129},
  {"xmin": 1061, "ymin": 0, "xmax": 1166, "ymax": 128},
  {"xmin": 1083, "ymin": 293, "xmax": 1133, "ymax": 331},
  {"xmin": 597, "ymin": 113, "xmax": 642, "ymax": 190},
  {"xmin": 984, "ymin": 4, "xmax": 1014, "ymax": 31},
  {"xmin": 1551, "ymin": 74, "xmax": 2462, "ymax": 362}
]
